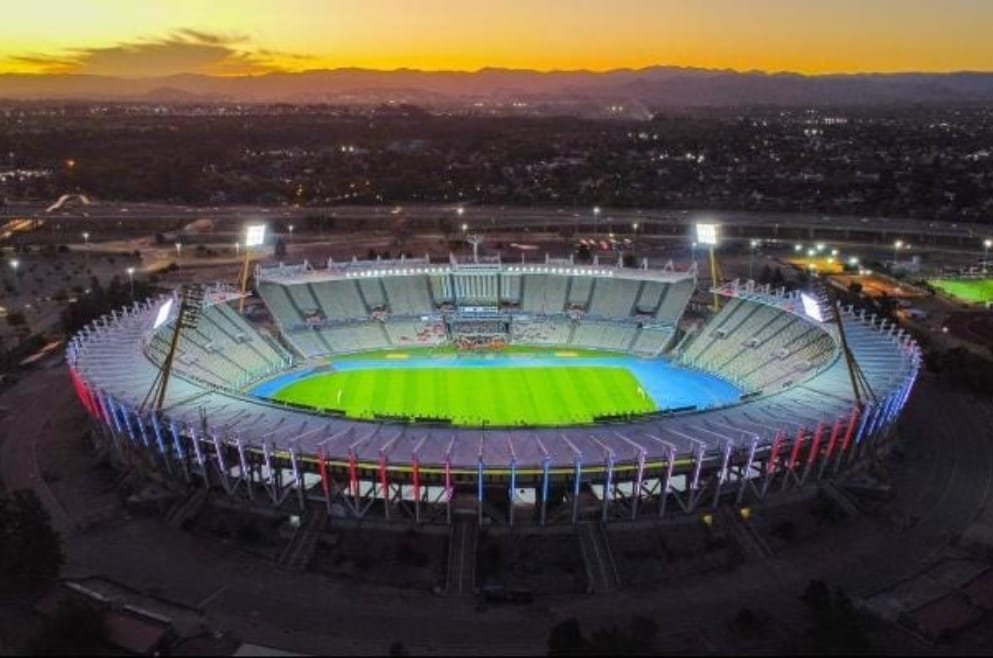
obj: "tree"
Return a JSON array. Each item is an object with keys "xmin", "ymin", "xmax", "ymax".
[
  {"xmin": 575, "ymin": 243, "xmax": 592, "ymax": 263},
  {"xmin": 29, "ymin": 600, "xmax": 109, "ymax": 655},
  {"xmin": 547, "ymin": 618, "xmax": 585, "ymax": 656},
  {"xmin": 758, "ymin": 264, "xmax": 774, "ymax": 285},
  {"xmin": 800, "ymin": 580, "xmax": 870, "ymax": 654},
  {"xmin": 547, "ymin": 616, "xmax": 657, "ymax": 656},
  {"xmin": 5, "ymin": 311, "xmax": 27, "ymax": 329},
  {"xmin": 0, "ymin": 489, "xmax": 65, "ymax": 592}
]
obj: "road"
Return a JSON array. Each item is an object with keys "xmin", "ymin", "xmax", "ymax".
[
  {"xmin": 5, "ymin": 200, "xmax": 992, "ymax": 245},
  {"xmin": 3, "ymin": 363, "xmax": 993, "ymax": 653}
]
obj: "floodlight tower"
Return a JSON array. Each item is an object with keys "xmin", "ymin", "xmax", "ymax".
[
  {"xmin": 805, "ymin": 279, "xmax": 878, "ymax": 413},
  {"xmin": 142, "ymin": 284, "xmax": 206, "ymax": 413},
  {"xmin": 696, "ymin": 223, "xmax": 720, "ymax": 310},
  {"xmin": 466, "ymin": 233, "xmax": 484, "ymax": 263},
  {"xmin": 240, "ymin": 224, "xmax": 266, "ymax": 313}
]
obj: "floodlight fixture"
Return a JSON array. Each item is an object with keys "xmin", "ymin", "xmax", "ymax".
[
  {"xmin": 245, "ymin": 224, "xmax": 267, "ymax": 248},
  {"xmin": 153, "ymin": 298, "xmax": 174, "ymax": 329},
  {"xmin": 695, "ymin": 223, "xmax": 718, "ymax": 246},
  {"xmin": 800, "ymin": 293, "xmax": 824, "ymax": 322}
]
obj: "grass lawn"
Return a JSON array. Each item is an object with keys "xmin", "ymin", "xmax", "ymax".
[
  {"xmin": 271, "ymin": 365, "xmax": 655, "ymax": 426},
  {"xmin": 929, "ymin": 278, "xmax": 993, "ymax": 304}
]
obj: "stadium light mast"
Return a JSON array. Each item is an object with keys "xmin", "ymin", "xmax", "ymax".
[
  {"xmin": 467, "ymin": 233, "xmax": 484, "ymax": 263},
  {"xmin": 240, "ymin": 224, "xmax": 266, "ymax": 313},
  {"xmin": 141, "ymin": 284, "xmax": 205, "ymax": 414},
  {"xmin": 749, "ymin": 239, "xmax": 759, "ymax": 280},
  {"xmin": 696, "ymin": 223, "xmax": 720, "ymax": 311}
]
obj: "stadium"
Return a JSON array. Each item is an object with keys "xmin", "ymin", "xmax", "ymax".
[{"xmin": 66, "ymin": 252, "xmax": 920, "ymax": 527}]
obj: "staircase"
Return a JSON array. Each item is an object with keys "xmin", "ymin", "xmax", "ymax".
[
  {"xmin": 277, "ymin": 511, "xmax": 326, "ymax": 571},
  {"xmin": 165, "ymin": 487, "xmax": 207, "ymax": 528},
  {"xmin": 445, "ymin": 517, "xmax": 478, "ymax": 596},
  {"xmin": 717, "ymin": 505, "xmax": 772, "ymax": 561},
  {"xmin": 577, "ymin": 521, "xmax": 620, "ymax": 593}
]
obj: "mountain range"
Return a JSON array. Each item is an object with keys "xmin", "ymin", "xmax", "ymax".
[{"xmin": 2, "ymin": 66, "xmax": 992, "ymax": 107}]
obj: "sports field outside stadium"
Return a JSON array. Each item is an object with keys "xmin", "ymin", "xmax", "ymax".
[
  {"xmin": 929, "ymin": 278, "xmax": 993, "ymax": 304},
  {"xmin": 254, "ymin": 346, "xmax": 743, "ymax": 427}
]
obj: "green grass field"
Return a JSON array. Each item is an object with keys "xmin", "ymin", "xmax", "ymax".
[
  {"xmin": 929, "ymin": 278, "xmax": 993, "ymax": 304},
  {"xmin": 271, "ymin": 366, "xmax": 655, "ymax": 426}
]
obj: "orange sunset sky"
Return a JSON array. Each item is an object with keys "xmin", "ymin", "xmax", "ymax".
[{"xmin": 1, "ymin": 0, "xmax": 991, "ymax": 77}]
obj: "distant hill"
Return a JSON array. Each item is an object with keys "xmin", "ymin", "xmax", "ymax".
[{"xmin": 2, "ymin": 66, "xmax": 993, "ymax": 107}]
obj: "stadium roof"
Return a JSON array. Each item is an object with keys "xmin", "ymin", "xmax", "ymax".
[{"xmin": 70, "ymin": 285, "xmax": 918, "ymax": 471}]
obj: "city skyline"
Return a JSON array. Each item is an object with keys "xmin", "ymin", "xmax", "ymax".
[{"xmin": 1, "ymin": 0, "xmax": 992, "ymax": 77}]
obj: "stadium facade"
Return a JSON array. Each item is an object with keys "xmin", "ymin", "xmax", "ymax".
[{"xmin": 67, "ymin": 255, "xmax": 920, "ymax": 526}]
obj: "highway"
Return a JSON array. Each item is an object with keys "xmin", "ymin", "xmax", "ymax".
[{"xmin": 5, "ymin": 200, "xmax": 992, "ymax": 245}]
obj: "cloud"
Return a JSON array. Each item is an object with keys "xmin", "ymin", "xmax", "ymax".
[
  {"xmin": 6, "ymin": 30, "xmax": 314, "ymax": 77},
  {"xmin": 6, "ymin": 54, "xmax": 79, "ymax": 74}
]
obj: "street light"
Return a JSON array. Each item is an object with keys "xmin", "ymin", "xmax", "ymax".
[
  {"xmin": 175, "ymin": 242, "xmax": 182, "ymax": 269},
  {"xmin": 893, "ymin": 239, "xmax": 904, "ymax": 266},
  {"xmin": 82, "ymin": 231, "xmax": 90, "ymax": 267},
  {"xmin": 127, "ymin": 266, "xmax": 135, "ymax": 300},
  {"xmin": 984, "ymin": 239, "xmax": 992, "ymax": 271},
  {"xmin": 288, "ymin": 224, "xmax": 294, "ymax": 241},
  {"xmin": 9, "ymin": 258, "xmax": 19, "ymax": 293},
  {"xmin": 593, "ymin": 206, "xmax": 601, "ymax": 239}
]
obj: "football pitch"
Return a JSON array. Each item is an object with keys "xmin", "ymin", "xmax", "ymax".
[
  {"xmin": 929, "ymin": 278, "xmax": 993, "ymax": 304},
  {"xmin": 270, "ymin": 365, "xmax": 655, "ymax": 426}
]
